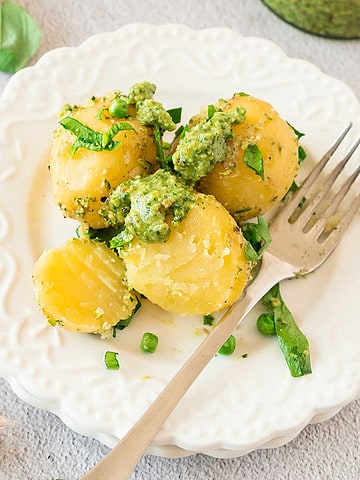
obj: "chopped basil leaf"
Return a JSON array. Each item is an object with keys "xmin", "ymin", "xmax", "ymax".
[
  {"xmin": 241, "ymin": 216, "xmax": 271, "ymax": 261},
  {"xmin": 114, "ymin": 297, "xmax": 142, "ymax": 330},
  {"xmin": 0, "ymin": 0, "xmax": 42, "ymax": 73},
  {"xmin": 109, "ymin": 228, "xmax": 134, "ymax": 250},
  {"xmin": 59, "ymin": 117, "xmax": 134, "ymax": 157},
  {"xmin": 174, "ymin": 124, "xmax": 185, "ymax": 138},
  {"xmin": 298, "ymin": 145, "xmax": 307, "ymax": 164},
  {"xmin": 96, "ymin": 107, "xmax": 108, "ymax": 120},
  {"xmin": 262, "ymin": 284, "xmax": 312, "ymax": 377},
  {"xmin": 207, "ymin": 104, "xmax": 216, "ymax": 120},
  {"xmin": 287, "ymin": 121, "xmax": 305, "ymax": 140},
  {"xmin": 104, "ymin": 351, "xmax": 120, "ymax": 370},
  {"xmin": 102, "ymin": 121, "xmax": 135, "ymax": 149},
  {"xmin": 60, "ymin": 116, "xmax": 102, "ymax": 145},
  {"xmin": 179, "ymin": 124, "xmax": 189, "ymax": 139},
  {"xmin": 244, "ymin": 144, "xmax": 264, "ymax": 180},
  {"xmin": 203, "ymin": 314, "xmax": 215, "ymax": 326},
  {"xmin": 234, "ymin": 207, "xmax": 252, "ymax": 215},
  {"xmin": 154, "ymin": 125, "xmax": 164, "ymax": 164},
  {"xmin": 167, "ymin": 107, "xmax": 182, "ymax": 124}
]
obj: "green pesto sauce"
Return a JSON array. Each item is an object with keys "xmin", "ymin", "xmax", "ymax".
[
  {"xmin": 128, "ymin": 81, "xmax": 157, "ymax": 103},
  {"xmin": 128, "ymin": 81, "xmax": 176, "ymax": 132},
  {"xmin": 101, "ymin": 169, "xmax": 196, "ymax": 244},
  {"xmin": 172, "ymin": 107, "xmax": 246, "ymax": 184},
  {"xmin": 136, "ymin": 98, "xmax": 176, "ymax": 132},
  {"xmin": 262, "ymin": 0, "xmax": 360, "ymax": 38}
]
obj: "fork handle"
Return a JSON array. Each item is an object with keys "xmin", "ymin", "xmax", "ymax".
[{"xmin": 81, "ymin": 252, "xmax": 295, "ymax": 480}]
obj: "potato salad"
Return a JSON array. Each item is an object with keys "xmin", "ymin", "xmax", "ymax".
[{"xmin": 33, "ymin": 81, "xmax": 299, "ymax": 338}]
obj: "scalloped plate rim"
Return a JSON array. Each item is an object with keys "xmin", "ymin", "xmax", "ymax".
[{"xmin": 0, "ymin": 24, "xmax": 359, "ymax": 458}]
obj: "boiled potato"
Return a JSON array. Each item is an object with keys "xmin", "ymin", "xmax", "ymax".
[
  {"xmin": 123, "ymin": 193, "xmax": 250, "ymax": 316},
  {"xmin": 33, "ymin": 237, "xmax": 138, "ymax": 335},
  {"xmin": 198, "ymin": 95, "xmax": 299, "ymax": 222},
  {"xmin": 50, "ymin": 93, "xmax": 158, "ymax": 229}
]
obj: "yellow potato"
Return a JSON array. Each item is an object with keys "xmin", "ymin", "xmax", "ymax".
[
  {"xmin": 123, "ymin": 193, "xmax": 250, "ymax": 316},
  {"xmin": 198, "ymin": 95, "xmax": 299, "ymax": 221},
  {"xmin": 50, "ymin": 94, "xmax": 158, "ymax": 229},
  {"xmin": 33, "ymin": 237, "xmax": 138, "ymax": 335}
]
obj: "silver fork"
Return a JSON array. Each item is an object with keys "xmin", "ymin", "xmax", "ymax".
[{"xmin": 81, "ymin": 123, "xmax": 360, "ymax": 480}]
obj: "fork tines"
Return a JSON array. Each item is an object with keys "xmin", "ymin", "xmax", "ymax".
[{"xmin": 286, "ymin": 123, "xmax": 360, "ymax": 242}]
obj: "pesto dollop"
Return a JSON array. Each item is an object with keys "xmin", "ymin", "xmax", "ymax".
[
  {"xmin": 100, "ymin": 169, "xmax": 196, "ymax": 245},
  {"xmin": 128, "ymin": 81, "xmax": 176, "ymax": 132},
  {"xmin": 136, "ymin": 98, "xmax": 176, "ymax": 132},
  {"xmin": 128, "ymin": 81, "xmax": 157, "ymax": 103},
  {"xmin": 172, "ymin": 107, "xmax": 246, "ymax": 184}
]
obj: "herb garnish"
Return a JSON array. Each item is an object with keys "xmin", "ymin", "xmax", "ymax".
[
  {"xmin": 59, "ymin": 117, "xmax": 135, "ymax": 157},
  {"xmin": 167, "ymin": 107, "xmax": 182, "ymax": 124},
  {"xmin": 207, "ymin": 104, "xmax": 217, "ymax": 120},
  {"xmin": 101, "ymin": 169, "xmax": 196, "ymax": 246},
  {"xmin": 260, "ymin": 284, "xmax": 312, "ymax": 377},
  {"xmin": 0, "ymin": 0, "xmax": 42, "ymax": 73},
  {"xmin": 241, "ymin": 216, "xmax": 271, "ymax": 261},
  {"xmin": 203, "ymin": 314, "xmax": 215, "ymax": 326},
  {"xmin": 244, "ymin": 144, "xmax": 264, "ymax": 180}
]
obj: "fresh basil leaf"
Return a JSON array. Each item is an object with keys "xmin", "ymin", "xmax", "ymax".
[
  {"xmin": 0, "ymin": 0, "xmax": 42, "ymax": 73},
  {"xmin": 287, "ymin": 121, "xmax": 305, "ymax": 140},
  {"xmin": 298, "ymin": 145, "xmax": 307, "ymax": 164},
  {"xmin": 59, "ymin": 117, "xmax": 135, "ymax": 156},
  {"xmin": 241, "ymin": 216, "xmax": 271, "ymax": 261},
  {"xmin": 207, "ymin": 104, "xmax": 216, "ymax": 120},
  {"xmin": 179, "ymin": 124, "xmax": 189, "ymax": 139},
  {"xmin": 102, "ymin": 122, "xmax": 135, "ymax": 148},
  {"xmin": 263, "ymin": 283, "xmax": 312, "ymax": 377},
  {"xmin": 203, "ymin": 314, "xmax": 215, "ymax": 326},
  {"xmin": 154, "ymin": 125, "xmax": 164, "ymax": 164},
  {"xmin": 60, "ymin": 116, "xmax": 102, "ymax": 145},
  {"xmin": 244, "ymin": 144, "xmax": 264, "ymax": 180},
  {"xmin": 167, "ymin": 107, "xmax": 182, "ymax": 124},
  {"xmin": 96, "ymin": 107, "xmax": 108, "ymax": 120},
  {"xmin": 109, "ymin": 228, "xmax": 134, "ymax": 250},
  {"xmin": 69, "ymin": 139, "xmax": 103, "ymax": 157}
]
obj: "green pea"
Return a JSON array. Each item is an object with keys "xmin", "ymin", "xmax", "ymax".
[
  {"xmin": 218, "ymin": 334, "xmax": 236, "ymax": 355},
  {"xmin": 256, "ymin": 313, "xmax": 275, "ymax": 336},
  {"xmin": 140, "ymin": 332, "xmax": 159, "ymax": 353},
  {"xmin": 109, "ymin": 97, "xmax": 129, "ymax": 118}
]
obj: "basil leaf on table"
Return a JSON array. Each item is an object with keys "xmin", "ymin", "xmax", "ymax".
[{"xmin": 0, "ymin": 0, "xmax": 42, "ymax": 73}]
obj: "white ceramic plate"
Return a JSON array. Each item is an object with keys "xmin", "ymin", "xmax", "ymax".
[{"xmin": 0, "ymin": 24, "xmax": 359, "ymax": 458}]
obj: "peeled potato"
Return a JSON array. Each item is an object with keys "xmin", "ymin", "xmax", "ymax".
[
  {"xmin": 123, "ymin": 193, "xmax": 250, "ymax": 316},
  {"xmin": 50, "ymin": 94, "xmax": 158, "ymax": 229},
  {"xmin": 33, "ymin": 237, "xmax": 138, "ymax": 335},
  {"xmin": 198, "ymin": 95, "xmax": 299, "ymax": 221}
]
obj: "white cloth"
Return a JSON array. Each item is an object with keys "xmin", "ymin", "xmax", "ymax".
[{"xmin": 0, "ymin": 1, "xmax": 359, "ymax": 479}]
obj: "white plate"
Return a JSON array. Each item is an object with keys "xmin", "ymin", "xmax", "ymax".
[{"xmin": 0, "ymin": 24, "xmax": 359, "ymax": 458}]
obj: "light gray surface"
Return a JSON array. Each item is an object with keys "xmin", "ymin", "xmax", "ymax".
[{"xmin": 0, "ymin": 1, "xmax": 359, "ymax": 479}]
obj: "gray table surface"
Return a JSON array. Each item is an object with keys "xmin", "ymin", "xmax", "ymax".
[{"xmin": 0, "ymin": 1, "xmax": 359, "ymax": 479}]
